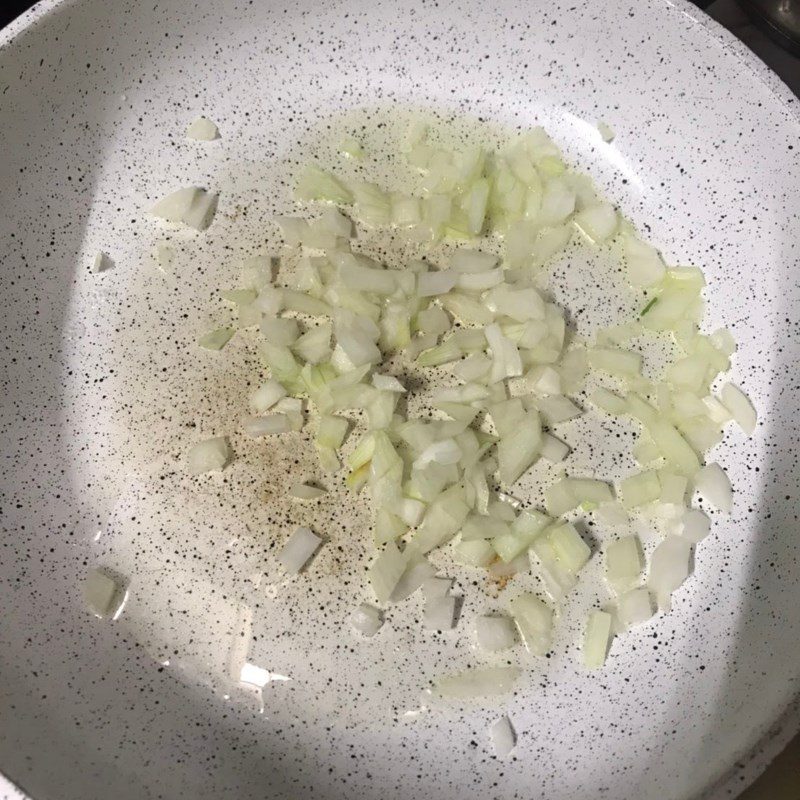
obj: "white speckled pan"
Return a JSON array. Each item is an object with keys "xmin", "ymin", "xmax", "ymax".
[{"xmin": 1, "ymin": 1, "xmax": 798, "ymax": 799}]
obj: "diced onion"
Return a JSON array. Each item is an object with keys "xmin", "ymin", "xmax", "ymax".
[
  {"xmin": 243, "ymin": 414, "xmax": 291, "ymax": 437},
  {"xmin": 596, "ymin": 121, "xmax": 615, "ymax": 142},
  {"xmin": 489, "ymin": 715, "xmax": 517, "ymax": 758},
  {"xmin": 392, "ymin": 555, "xmax": 436, "ymax": 602},
  {"xmin": 508, "ymin": 593, "xmax": 553, "ymax": 656},
  {"xmin": 672, "ymin": 508, "xmax": 711, "ymax": 543},
  {"xmin": 278, "ymin": 527, "xmax": 322, "ymax": 574},
  {"xmin": 693, "ymin": 462, "xmax": 732, "ymax": 513},
  {"xmin": 289, "ymin": 482, "xmax": 327, "ymax": 501},
  {"xmin": 422, "ymin": 576, "xmax": 453, "ymax": 600},
  {"xmin": 187, "ymin": 437, "xmax": 231, "ymax": 475},
  {"xmin": 198, "ymin": 328, "xmax": 234, "ymax": 350},
  {"xmin": 475, "ymin": 615, "xmax": 517, "ymax": 651},
  {"xmin": 84, "ymin": 569, "xmax": 122, "ymax": 618},
  {"xmin": 583, "ymin": 610, "xmax": 612, "ymax": 669},
  {"xmin": 648, "ymin": 536, "xmax": 692, "ymax": 610},
  {"xmin": 151, "ymin": 186, "xmax": 218, "ymax": 231},
  {"xmin": 423, "ymin": 594, "xmax": 458, "ymax": 630},
  {"xmin": 574, "ymin": 202, "xmax": 617, "ymax": 243},
  {"xmin": 92, "ymin": 251, "xmax": 110, "ymax": 273},
  {"xmin": 720, "ymin": 383, "xmax": 756, "ymax": 435},
  {"xmin": 605, "ymin": 535, "xmax": 642, "ymax": 595},
  {"xmin": 367, "ymin": 541, "xmax": 408, "ymax": 602},
  {"xmin": 186, "ymin": 116, "xmax": 219, "ymax": 141},
  {"xmin": 616, "ymin": 588, "xmax": 655, "ymax": 627},
  {"xmin": 432, "ymin": 666, "xmax": 521, "ymax": 699},
  {"xmin": 350, "ymin": 603, "xmax": 382, "ymax": 636}
]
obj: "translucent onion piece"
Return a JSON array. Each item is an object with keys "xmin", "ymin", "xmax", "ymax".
[
  {"xmin": 84, "ymin": 569, "xmax": 122, "ymax": 618},
  {"xmin": 423, "ymin": 594, "xmax": 458, "ymax": 630},
  {"xmin": 187, "ymin": 437, "xmax": 231, "ymax": 475},
  {"xmin": 693, "ymin": 462, "xmax": 732, "ymax": 513},
  {"xmin": 350, "ymin": 603, "xmax": 382, "ymax": 636},
  {"xmin": 186, "ymin": 116, "xmax": 219, "ymax": 141},
  {"xmin": 432, "ymin": 666, "xmax": 521, "ymax": 699},
  {"xmin": 583, "ymin": 610, "xmax": 613, "ymax": 669},
  {"xmin": 475, "ymin": 615, "xmax": 517, "ymax": 652},
  {"xmin": 278, "ymin": 527, "xmax": 322, "ymax": 574},
  {"xmin": 489, "ymin": 715, "xmax": 517, "ymax": 758}
]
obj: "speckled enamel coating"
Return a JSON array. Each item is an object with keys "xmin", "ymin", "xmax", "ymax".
[{"xmin": 0, "ymin": 2, "xmax": 798, "ymax": 800}]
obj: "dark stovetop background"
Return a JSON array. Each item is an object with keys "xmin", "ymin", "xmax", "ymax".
[{"xmin": 0, "ymin": 0, "xmax": 797, "ymax": 799}]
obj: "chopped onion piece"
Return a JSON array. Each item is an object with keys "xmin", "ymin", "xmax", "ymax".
[
  {"xmin": 530, "ymin": 535, "xmax": 578, "ymax": 601},
  {"xmin": 423, "ymin": 594, "xmax": 458, "ymax": 630},
  {"xmin": 186, "ymin": 116, "xmax": 219, "ymax": 141},
  {"xmin": 539, "ymin": 432, "xmax": 570, "ymax": 463},
  {"xmin": 92, "ymin": 251, "xmax": 110, "ymax": 273},
  {"xmin": 260, "ymin": 316, "xmax": 300, "ymax": 347},
  {"xmin": 187, "ymin": 437, "xmax": 231, "ymax": 474},
  {"xmin": 508, "ymin": 593, "xmax": 553, "ymax": 656},
  {"xmin": 549, "ymin": 522, "xmax": 591, "ymax": 573},
  {"xmin": 295, "ymin": 164, "xmax": 352, "ymax": 204},
  {"xmin": 605, "ymin": 535, "xmax": 643, "ymax": 595},
  {"xmin": 461, "ymin": 514, "xmax": 510, "ymax": 541},
  {"xmin": 84, "ymin": 569, "xmax": 122, "ymax": 618},
  {"xmin": 672, "ymin": 508, "xmax": 711, "ymax": 543},
  {"xmin": 289, "ymin": 482, "xmax": 327, "ymax": 501},
  {"xmin": 529, "ymin": 365, "xmax": 562, "ymax": 396},
  {"xmin": 486, "ymin": 323, "xmax": 523, "ymax": 382},
  {"xmin": 243, "ymin": 414, "xmax": 291, "ymax": 437},
  {"xmin": 497, "ymin": 411, "xmax": 541, "ymax": 485},
  {"xmin": 648, "ymin": 536, "xmax": 692, "ymax": 610},
  {"xmin": 350, "ymin": 603, "xmax": 382, "ymax": 636},
  {"xmin": 476, "ymin": 615, "xmax": 517, "ymax": 652},
  {"xmin": 574, "ymin": 202, "xmax": 617, "ymax": 243},
  {"xmin": 422, "ymin": 576, "xmax": 453, "ymax": 600},
  {"xmin": 590, "ymin": 387, "xmax": 628, "ymax": 415},
  {"xmin": 720, "ymin": 383, "xmax": 756, "ymax": 435},
  {"xmin": 413, "ymin": 485, "xmax": 471, "ymax": 553},
  {"xmin": 392, "ymin": 556, "xmax": 437, "ymax": 602},
  {"xmin": 492, "ymin": 509, "xmax": 551, "ymax": 563},
  {"xmin": 278, "ymin": 527, "xmax": 322, "ymax": 574},
  {"xmin": 367, "ymin": 541, "xmax": 408, "ymax": 603},
  {"xmin": 374, "ymin": 509, "xmax": 407, "ymax": 545},
  {"xmin": 649, "ymin": 421, "xmax": 700, "ymax": 477},
  {"xmin": 198, "ymin": 327, "xmax": 234, "ymax": 350},
  {"xmin": 535, "ymin": 395, "xmax": 582, "ymax": 425},
  {"xmin": 693, "ymin": 462, "xmax": 732, "ymax": 513},
  {"xmin": 418, "ymin": 270, "xmax": 457, "ymax": 297},
  {"xmin": 545, "ymin": 477, "xmax": 612, "ymax": 516},
  {"xmin": 456, "ymin": 268, "xmax": 504, "ymax": 292},
  {"xmin": 454, "ymin": 538, "xmax": 496, "ymax": 567},
  {"xmin": 624, "ymin": 235, "xmax": 665, "ymax": 287},
  {"xmin": 372, "ymin": 373, "xmax": 406, "ymax": 393},
  {"xmin": 659, "ymin": 472, "xmax": 688, "ymax": 506},
  {"xmin": 617, "ymin": 588, "xmax": 655, "ymax": 627},
  {"xmin": 489, "ymin": 715, "xmax": 517, "ymax": 758},
  {"xmin": 450, "ymin": 249, "xmax": 497, "ymax": 272},
  {"xmin": 619, "ymin": 470, "xmax": 661, "ymax": 508},
  {"xmin": 588, "ymin": 347, "xmax": 642, "ymax": 377},
  {"xmin": 583, "ymin": 610, "xmax": 613, "ymax": 669},
  {"xmin": 413, "ymin": 438, "xmax": 462, "ymax": 470},
  {"xmin": 150, "ymin": 186, "xmax": 218, "ymax": 231},
  {"xmin": 432, "ymin": 666, "xmax": 521, "ymax": 699},
  {"xmin": 486, "ymin": 284, "xmax": 546, "ymax": 322},
  {"xmin": 597, "ymin": 121, "xmax": 615, "ymax": 142},
  {"xmin": 339, "ymin": 137, "xmax": 364, "ymax": 159},
  {"xmin": 487, "ymin": 551, "xmax": 529, "ymax": 579},
  {"xmin": 293, "ymin": 324, "xmax": 332, "ymax": 364}
]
